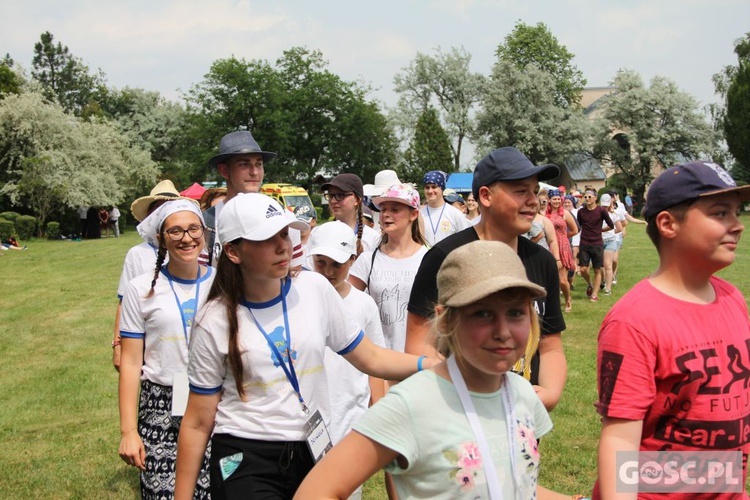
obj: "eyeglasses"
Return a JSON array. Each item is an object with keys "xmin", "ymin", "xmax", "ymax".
[
  {"xmin": 165, "ymin": 225, "xmax": 205, "ymax": 241},
  {"xmin": 324, "ymin": 192, "xmax": 354, "ymax": 202},
  {"xmin": 584, "ymin": 195, "xmax": 595, "ymax": 199}
]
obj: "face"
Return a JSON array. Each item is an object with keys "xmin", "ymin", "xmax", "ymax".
[
  {"xmin": 159, "ymin": 211, "xmax": 204, "ymax": 265},
  {"xmin": 378, "ymin": 201, "xmax": 418, "ymax": 235},
  {"xmin": 424, "ymin": 184, "xmax": 443, "ymax": 205},
  {"xmin": 226, "ymin": 227, "xmax": 292, "ymax": 281},
  {"xmin": 452, "ymin": 201, "xmax": 467, "ymax": 214},
  {"xmin": 583, "ymin": 192, "xmax": 597, "ymax": 208},
  {"xmin": 312, "ymin": 254, "xmax": 353, "ymax": 292},
  {"xmin": 563, "ymin": 199, "xmax": 574, "ymax": 211},
  {"xmin": 537, "ymin": 194, "xmax": 549, "ymax": 212},
  {"xmin": 327, "ymin": 187, "xmax": 359, "ymax": 220},
  {"xmin": 219, "ymin": 154, "xmax": 264, "ymax": 194},
  {"xmin": 466, "ymin": 194, "xmax": 478, "ymax": 212},
  {"xmin": 454, "ymin": 292, "xmax": 532, "ymax": 391},
  {"xmin": 480, "ymin": 177, "xmax": 540, "ymax": 236},
  {"xmin": 670, "ymin": 194, "xmax": 745, "ymax": 273},
  {"xmin": 549, "ymin": 195, "xmax": 563, "ymax": 209}
]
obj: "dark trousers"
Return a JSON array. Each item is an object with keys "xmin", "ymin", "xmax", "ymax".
[{"xmin": 210, "ymin": 433, "xmax": 315, "ymax": 500}]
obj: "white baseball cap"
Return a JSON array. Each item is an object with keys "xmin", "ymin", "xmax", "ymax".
[
  {"xmin": 218, "ymin": 193, "xmax": 308, "ymax": 242},
  {"xmin": 308, "ymin": 221, "xmax": 357, "ymax": 264}
]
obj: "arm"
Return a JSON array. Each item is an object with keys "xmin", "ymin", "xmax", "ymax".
[
  {"xmin": 112, "ymin": 301, "xmax": 122, "ymax": 371},
  {"xmin": 404, "ymin": 311, "xmax": 441, "ymax": 360},
  {"xmin": 624, "ymin": 212, "xmax": 646, "ymax": 224},
  {"xmin": 534, "ymin": 333, "xmax": 566, "ymax": 411},
  {"xmin": 343, "ymin": 336, "xmax": 433, "ymax": 381},
  {"xmin": 564, "ymin": 211, "xmax": 578, "ymax": 237},
  {"xmin": 294, "ymin": 430, "xmax": 400, "ymax": 499},
  {"xmin": 349, "ymin": 275, "xmax": 366, "ymax": 291},
  {"xmin": 542, "ymin": 217, "xmax": 560, "ymax": 266},
  {"xmin": 598, "ymin": 417, "xmax": 642, "ymax": 500},
  {"xmin": 613, "ymin": 219, "xmax": 623, "ymax": 235},
  {"xmin": 601, "ymin": 210, "xmax": 614, "ymax": 233},
  {"xmin": 175, "ymin": 392, "xmax": 220, "ymax": 500},
  {"xmin": 118, "ymin": 337, "xmax": 146, "ymax": 470}
]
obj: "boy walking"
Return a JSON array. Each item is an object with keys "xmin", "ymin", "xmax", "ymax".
[
  {"xmin": 577, "ymin": 188, "xmax": 613, "ymax": 302},
  {"xmin": 595, "ymin": 161, "xmax": 750, "ymax": 499}
]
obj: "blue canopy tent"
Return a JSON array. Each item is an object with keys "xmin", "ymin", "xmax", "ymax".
[{"xmin": 445, "ymin": 173, "xmax": 473, "ymax": 194}]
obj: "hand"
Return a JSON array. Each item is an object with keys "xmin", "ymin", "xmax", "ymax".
[
  {"xmin": 119, "ymin": 429, "xmax": 146, "ymax": 470},
  {"xmin": 555, "ymin": 260, "xmax": 562, "ymax": 270},
  {"xmin": 532, "ymin": 384, "xmax": 558, "ymax": 411},
  {"xmin": 112, "ymin": 345, "xmax": 121, "ymax": 372}
]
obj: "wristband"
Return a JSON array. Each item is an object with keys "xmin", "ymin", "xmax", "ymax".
[{"xmin": 417, "ymin": 355, "xmax": 426, "ymax": 372}]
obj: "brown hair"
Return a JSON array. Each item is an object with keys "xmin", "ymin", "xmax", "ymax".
[
  {"xmin": 355, "ymin": 201, "xmax": 364, "ymax": 256},
  {"xmin": 203, "ymin": 242, "xmax": 249, "ymax": 400},
  {"xmin": 378, "ymin": 207, "xmax": 428, "ymax": 248},
  {"xmin": 645, "ymin": 199, "xmax": 695, "ymax": 251}
]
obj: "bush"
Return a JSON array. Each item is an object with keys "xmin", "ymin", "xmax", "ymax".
[
  {"xmin": 0, "ymin": 219, "xmax": 14, "ymax": 241},
  {"xmin": 46, "ymin": 221, "xmax": 61, "ymax": 240},
  {"xmin": 0, "ymin": 211, "xmax": 21, "ymax": 222},
  {"xmin": 15, "ymin": 215, "xmax": 37, "ymax": 240}
]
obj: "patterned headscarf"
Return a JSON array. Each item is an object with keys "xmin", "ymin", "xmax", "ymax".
[
  {"xmin": 422, "ymin": 170, "xmax": 447, "ymax": 191},
  {"xmin": 548, "ymin": 189, "xmax": 562, "ymax": 199}
]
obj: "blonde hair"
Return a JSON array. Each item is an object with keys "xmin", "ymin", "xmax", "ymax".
[{"xmin": 431, "ymin": 289, "xmax": 541, "ymax": 380}]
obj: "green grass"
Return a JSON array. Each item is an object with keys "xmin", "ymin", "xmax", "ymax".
[{"xmin": 1, "ymin": 220, "xmax": 749, "ymax": 498}]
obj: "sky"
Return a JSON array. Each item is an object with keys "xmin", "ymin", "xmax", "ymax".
[{"xmin": 2, "ymin": 1, "xmax": 748, "ymax": 146}]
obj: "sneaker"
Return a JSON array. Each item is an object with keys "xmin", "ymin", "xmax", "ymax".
[
  {"xmin": 590, "ymin": 296, "xmax": 599, "ymax": 302},
  {"xmin": 612, "ymin": 276, "xmax": 618, "ymax": 285},
  {"xmin": 586, "ymin": 285, "xmax": 593, "ymax": 297},
  {"xmin": 603, "ymin": 288, "xmax": 611, "ymax": 295},
  {"xmin": 600, "ymin": 283, "xmax": 605, "ymax": 290}
]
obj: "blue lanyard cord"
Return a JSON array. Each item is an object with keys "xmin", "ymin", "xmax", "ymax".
[
  {"xmin": 246, "ymin": 279, "xmax": 309, "ymax": 414},
  {"xmin": 425, "ymin": 204, "xmax": 446, "ymax": 237},
  {"xmin": 165, "ymin": 266, "xmax": 202, "ymax": 344}
]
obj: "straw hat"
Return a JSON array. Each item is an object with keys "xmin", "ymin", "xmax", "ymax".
[{"xmin": 130, "ymin": 180, "xmax": 197, "ymax": 222}]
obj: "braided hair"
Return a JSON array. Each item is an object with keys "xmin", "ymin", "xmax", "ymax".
[
  {"xmin": 146, "ymin": 244, "xmax": 167, "ymax": 299},
  {"xmin": 355, "ymin": 201, "xmax": 364, "ymax": 256}
]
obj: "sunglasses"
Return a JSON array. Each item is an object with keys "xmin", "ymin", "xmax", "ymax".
[{"xmin": 324, "ymin": 192, "xmax": 354, "ymax": 202}]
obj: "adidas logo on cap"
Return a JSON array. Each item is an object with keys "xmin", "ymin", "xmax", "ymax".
[{"xmin": 266, "ymin": 205, "xmax": 282, "ymax": 218}]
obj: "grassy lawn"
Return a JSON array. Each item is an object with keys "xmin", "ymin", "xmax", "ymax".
[{"xmin": 1, "ymin": 219, "xmax": 748, "ymax": 498}]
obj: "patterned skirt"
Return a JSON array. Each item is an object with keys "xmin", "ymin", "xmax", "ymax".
[{"xmin": 138, "ymin": 379, "xmax": 211, "ymax": 499}]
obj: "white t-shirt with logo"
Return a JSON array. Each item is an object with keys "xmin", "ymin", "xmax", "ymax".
[
  {"xmin": 120, "ymin": 266, "xmax": 214, "ymax": 386},
  {"xmin": 350, "ymin": 246, "xmax": 428, "ymax": 352},
  {"xmin": 188, "ymin": 272, "xmax": 363, "ymax": 441},
  {"xmin": 420, "ymin": 203, "xmax": 471, "ymax": 246}
]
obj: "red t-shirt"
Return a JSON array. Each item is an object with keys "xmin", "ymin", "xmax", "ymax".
[{"xmin": 595, "ymin": 277, "xmax": 750, "ymax": 499}]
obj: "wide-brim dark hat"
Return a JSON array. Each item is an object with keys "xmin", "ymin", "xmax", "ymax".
[{"xmin": 207, "ymin": 131, "xmax": 277, "ymax": 168}]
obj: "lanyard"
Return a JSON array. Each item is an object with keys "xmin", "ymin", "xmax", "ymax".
[
  {"xmin": 165, "ymin": 266, "xmax": 201, "ymax": 344},
  {"xmin": 245, "ymin": 280, "xmax": 309, "ymax": 414},
  {"xmin": 447, "ymin": 355, "xmax": 518, "ymax": 500},
  {"xmin": 425, "ymin": 204, "xmax": 446, "ymax": 239}
]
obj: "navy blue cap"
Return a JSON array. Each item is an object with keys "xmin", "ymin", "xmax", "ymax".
[
  {"xmin": 472, "ymin": 147, "xmax": 559, "ymax": 198},
  {"xmin": 643, "ymin": 161, "xmax": 750, "ymax": 220}
]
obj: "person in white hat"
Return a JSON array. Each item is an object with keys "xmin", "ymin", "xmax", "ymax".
[
  {"xmin": 174, "ymin": 193, "xmax": 432, "ymax": 500},
  {"xmin": 111, "ymin": 180, "xmax": 198, "ymax": 371},
  {"xmin": 308, "ymin": 221, "xmax": 386, "ymax": 500},
  {"xmin": 118, "ymin": 199, "xmax": 213, "ymax": 499},
  {"xmin": 295, "ymin": 241, "xmax": 581, "ymax": 500}
]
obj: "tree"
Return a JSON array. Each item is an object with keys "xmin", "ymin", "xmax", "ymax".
[
  {"xmin": 496, "ymin": 21, "xmax": 586, "ymax": 108},
  {"xmin": 0, "ymin": 92, "xmax": 158, "ymax": 232},
  {"xmin": 184, "ymin": 48, "xmax": 396, "ymax": 187},
  {"xmin": 0, "ymin": 54, "xmax": 21, "ymax": 98},
  {"xmin": 474, "ymin": 60, "xmax": 592, "ymax": 168},
  {"xmin": 400, "ymin": 107, "xmax": 453, "ymax": 184},
  {"xmin": 31, "ymin": 31, "xmax": 106, "ymax": 116},
  {"xmin": 393, "ymin": 47, "xmax": 484, "ymax": 170},
  {"xmin": 712, "ymin": 33, "xmax": 750, "ymax": 183},
  {"xmin": 593, "ymin": 70, "xmax": 716, "ymax": 201}
]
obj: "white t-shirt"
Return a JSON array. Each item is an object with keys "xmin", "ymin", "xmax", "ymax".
[
  {"xmin": 420, "ymin": 203, "xmax": 471, "ymax": 246},
  {"xmin": 614, "ymin": 203, "xmax": 628, "ymax": 243},
  {"xmin": 355, "ymin": 370, "xmax": 553, "ymax": 500},
  {"xmin": 325, "ymin": 287, "xmax": 385, "ymax": 444},
  {"xmin": 602, "ymin": 209, "xmax": 624, "ymax": 243},
  {"xmin": 350, "ymin": 246, "xmax": 428, "ymax": 352},
  {"xmin": 117, "ymin": 242, "xmax": 163, "ymax": 299},
  {"xmin": 120, "ymin": 266, "xmax": 214, "ymax": 386},
  {"xmin": 188, "ymin": 272, "xmax": 363, "ymax": 441},
  {"xmin": 360, "ymin": 224, "xmax": 381, "ymax": 252},
  {"xmin": 569, "ymin": 208, "xmax": 581, "ymax": 247}
]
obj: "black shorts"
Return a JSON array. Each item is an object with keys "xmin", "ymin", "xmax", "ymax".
[
  {"xmin": 579, "ymin": 244, "xmax": 604, "ymax": 269},
  {"xmin": 210, "ymin": 433, "xmax": 315, "ymax": 499}
]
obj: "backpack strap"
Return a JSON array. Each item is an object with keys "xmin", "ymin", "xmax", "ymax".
[{"xmin": 365, "ymin": 247, "xmax": 378, "ymax": 291}]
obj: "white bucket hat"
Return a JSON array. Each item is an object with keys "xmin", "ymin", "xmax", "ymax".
[{"xmin": 363, "ymin": 170, "xmax": 401, "ymax": 197}]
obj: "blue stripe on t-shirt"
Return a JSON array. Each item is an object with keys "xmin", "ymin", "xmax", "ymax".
[
  {"xmin": 337, "ymin": 330, "xmax": 364, "ymax": 355},
  {"xmin": 120, "ymin": 330, "xmax": 144, "ymax": 339},
  {"xmin": 189, "ymin": 383, "xmax": 222, "ymax": 395}
]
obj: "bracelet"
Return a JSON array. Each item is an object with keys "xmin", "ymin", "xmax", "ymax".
[{"xmin": 417, "ymin": 355, "xmax": 426, "ymax": 372}]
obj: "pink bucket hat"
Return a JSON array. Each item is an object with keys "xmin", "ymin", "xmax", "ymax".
[{"xmin": 372, "ymin": 183, "xmax": 420, "ymax": 210}]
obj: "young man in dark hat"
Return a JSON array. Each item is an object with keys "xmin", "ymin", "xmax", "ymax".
[
  {"xmin": 202, "ymin": 131, "xmax": 277, "ymax": 266},
  {"xmin": 405, "ymin": 147, "xmax": 567, "ymax": 411}
]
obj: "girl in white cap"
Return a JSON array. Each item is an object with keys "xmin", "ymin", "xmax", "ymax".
[
  {"xmin": 308, "ymin": 220, "xmax": 387, "ymax": 500},
  {"xmin": 118, "ymin": 199, "xmax": 213, "ymax": 499},
  {"xmin": 295, "ymin": 240, "xmax": 582, "ymax": 500},
  {"xmin": 350, "ymin": 183, "xmax": 428, "ymax": 354},
  {"xmin": 174, "ymin": 193, "xmax": 431, "ymax": 500}
]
